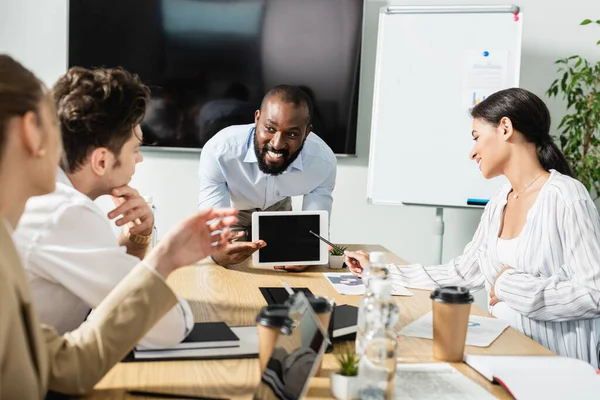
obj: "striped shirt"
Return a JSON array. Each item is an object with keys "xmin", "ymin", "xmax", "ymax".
[{"xmin": 392, "ymin": 170, "xmax": 600, "ymax": 367}]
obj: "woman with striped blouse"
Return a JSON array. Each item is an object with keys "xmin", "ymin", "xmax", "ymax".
[{"xmin": 346, "ymin": 88, "xmax": 600, "ymax": 367}]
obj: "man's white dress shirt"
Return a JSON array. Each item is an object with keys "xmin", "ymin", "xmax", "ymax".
[
  {"xmin": 197, "ymin": 124, "xmax": 336, "ymax": 214},
  {"xmin": 392, "ymin": 170, "xmax": 600, "ymax": 367},
  {"xmin": 13, "ymin": 169, "xmax": 193, "ymax": 349}
]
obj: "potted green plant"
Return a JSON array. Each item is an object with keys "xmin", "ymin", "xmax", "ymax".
[
  {"xmin": 329, "ymin": 245, "xmax": 347, "ymax": 269},
  {"xmin": 547, "ymin": 18, "xmax": 600, "ymax": 198},
  {"xmin": 330, "ymin": 349, "xmax": 360, "ymax": 400}
]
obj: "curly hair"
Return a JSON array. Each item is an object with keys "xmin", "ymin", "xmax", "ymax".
[
  {"xmin": 0, "ymin": 55, "xmax": 45, "ymax": 164},
  {"xmin": 53, "ymin": 67, "xmax": 150, "ymax": 172}
]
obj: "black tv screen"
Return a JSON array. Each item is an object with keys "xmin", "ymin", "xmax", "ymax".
[{"xmin": 68, "ymin": 0, "xmax": 364, "ymax": 154}]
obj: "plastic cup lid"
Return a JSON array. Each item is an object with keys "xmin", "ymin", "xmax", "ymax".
[
  {"xmin": 255, "ymin": 304, "xmax": 290, "ymax": 328},
  {"xmin": 430, "ymin": 286, "xmax": 474, "ymax": 304},
  {"xmin": 307, "ymin": 295, "xmax": 334, "ymax": 313}
]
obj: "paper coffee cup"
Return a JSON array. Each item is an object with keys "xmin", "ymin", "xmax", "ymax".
[
  {"xmin": 255, "ymin": 305, "xmax": 291, "ymax": 372},
  {"xmin": 430, "ymin": 286, "xmax": 474, "ymax": 362},
  {"xmin": 307, "ymin": 296, "xmax": 334, "ymax": 333}
]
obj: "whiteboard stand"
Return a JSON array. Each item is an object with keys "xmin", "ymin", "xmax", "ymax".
[
  {"xmin": 434, "ymin": 208, "xmax": 444, "ymax": 265},
  {"xmin": 401, "ymin": 202, "xmax": 486, "ymax": 265}
]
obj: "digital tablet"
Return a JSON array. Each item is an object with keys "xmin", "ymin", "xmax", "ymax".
[{"xmin": 251, "ymin": 210, "xmax": 329, "ymax": 268}]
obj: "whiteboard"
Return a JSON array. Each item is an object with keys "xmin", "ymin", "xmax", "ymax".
[{"xmin": 367, "ymin": 5, "xmax": 522, "ymax": 208}]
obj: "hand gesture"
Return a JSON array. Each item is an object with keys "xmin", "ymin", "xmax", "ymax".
[
  {"xmin": 344, "ymin": 250, "xmax": 371, "ymax": 278},
  {"xmin": 489, "ymin": 266, "xmax": 514, "ymax": 306},
  {"xmin": 108, "ymin": 185, "xmax": 154, "ymax": 236},
  {"xmin": 274, "ymin": 265, "xmax": 310, "ymax": 272},
  {"xmin": 145, "ymin": 208, "xmax": 238, "ymax": 278},
  {"xmin": 211, "ymin": 240, "xmax": 267, "ymax": 266}
]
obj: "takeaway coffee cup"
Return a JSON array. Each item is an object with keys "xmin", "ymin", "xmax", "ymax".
[
  {"xmin": 430, "ymin": 286, "xmax": 474, "ymax": 362},
  {"xmin": 256, "ymin": 304, "xmax": 292, "ymax": 372},
  {"xmin": 306, "ymin": 295, "xmax": 334, "ymax": 335}
]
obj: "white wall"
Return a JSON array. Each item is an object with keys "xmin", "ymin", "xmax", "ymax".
[{"xmin": 2, "ymin": 0, "xmax": 600, "ymax": 310}]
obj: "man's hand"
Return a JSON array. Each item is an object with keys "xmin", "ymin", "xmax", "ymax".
[
  {"xmin": 274, "ymin": 265, "xmax": 310, "ymax": 272},
  {"xmin": 344, "ymin": 250, "xmax": 371, "ymax": 278},
  {"xmin": 490, "ymin": 266, "xmax": 514, "ymax": 306},
  {"xmin": 108, "ymin": 185, "xmax": 154, "ymax": 236},
  {"xmin": 145, "ymin": 208, "xmax": 238, "ymax": 279},
  {"xmin": 211, "ymin": 240, "xmax": 267, "ymax": 266}
]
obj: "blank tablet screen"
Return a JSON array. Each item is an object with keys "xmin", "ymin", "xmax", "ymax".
[{"xmin": 257, "ymin": 215, "xmax": 321, "ymax": 263}]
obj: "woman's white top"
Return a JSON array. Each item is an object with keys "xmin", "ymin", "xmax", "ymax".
[
  {"xmin": 391, "ymin": 170, "xmax": 600, "ymax": 367},
  {"xmin": 496, "ymin": 236, "xmax": 519, "ymax": 268},
  {"xmin": 492, "ymin": 237, "xmax": 521, "ymax": 328}
]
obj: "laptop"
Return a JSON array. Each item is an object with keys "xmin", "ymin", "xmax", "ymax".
[{"xmin": 253, "ymin": 292, "xmax": 330, "ymax": 400}]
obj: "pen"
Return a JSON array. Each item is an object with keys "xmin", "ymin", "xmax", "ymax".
[
  {"xmin": 308, "ymin": 230, "xmax": 357, "ymax": 263},
  {"xmin": 281, "ymin": 280, "xmax": 294, "ymax": 295},
  {"xmin": 127, "ymin": 389, "xmax": 226, "ymax": 400}
]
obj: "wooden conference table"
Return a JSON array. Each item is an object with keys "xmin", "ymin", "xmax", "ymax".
[{"xmin": 86, "ymin": 245, "xmax": 553, "ymax": 400}]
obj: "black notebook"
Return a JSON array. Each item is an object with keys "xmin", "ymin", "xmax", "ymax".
[
  {"xmin": 331, "ymin": 304, "xmax": 358, "ymax": 340},
  {"xmin": 127, "ymin": 325, "xmax": 258, "ymax": 362},
  {"xmin": 135, "ymin": 322, "xmax": 239, "ymax": 351},
  {"xmin": 259, "ymin": 287, "xmax": 314, "ymax": 306}
]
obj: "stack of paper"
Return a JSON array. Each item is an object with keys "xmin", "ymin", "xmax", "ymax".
[{"xmin": 399, "ymin": 312, "xmax": 509, "ymax": 347}]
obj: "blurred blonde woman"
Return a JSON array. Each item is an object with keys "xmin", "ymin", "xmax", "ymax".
[{"xmin": 0, "ymin": 54, "xmax": 238, "ymax": 399}]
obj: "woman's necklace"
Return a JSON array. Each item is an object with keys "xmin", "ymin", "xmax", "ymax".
[{"xmin": 512, "ymin": 172, "xmax": 546, "ymax": 199}]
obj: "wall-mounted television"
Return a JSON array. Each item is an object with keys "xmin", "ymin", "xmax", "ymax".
[{"xmin": 68, "ymin": 0, "xmax": 364, "ymax": 154}]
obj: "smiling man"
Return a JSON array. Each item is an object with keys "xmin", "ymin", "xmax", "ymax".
[{"xmin": 197, "ymin": 85, "xmax": 336, "ymax": 271}]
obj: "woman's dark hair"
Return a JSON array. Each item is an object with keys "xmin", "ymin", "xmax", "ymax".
[
  {"xmin": 53, "ymin": 67, "xmax": 150, "ymax": 172},
  {"xmin": 0, "ymin": 55, "xmax": 45, "ymax": 165},
  {"xmin": 470, "ymin": 88, "xmax": 573, "ymax": 177}
]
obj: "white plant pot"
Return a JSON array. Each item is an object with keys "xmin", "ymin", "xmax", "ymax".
[
  {"xmin": 329, "ymin": 254, "xmax": 345, "ymax": 269},
  {"xmin": 330, "ymin": 372, "xmax": 359, "ymax": 400}
]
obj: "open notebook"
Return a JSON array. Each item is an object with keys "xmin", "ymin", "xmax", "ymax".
[{"xmin": 465, "ymin": 355, "xmax": 600, "ymax": 400}]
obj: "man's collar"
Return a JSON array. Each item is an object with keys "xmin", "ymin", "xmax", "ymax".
[
  {"xmin": 287, "ymin": 152, "xmax": 304, "ymax": 172},
  {"xmin": 243, "ymin": 127, "xmax": 258, "ymax": 164},
  {"xmin": 243, "ymin": 127, "xmax": 304, "ymax": 173},
  {"xmin": 56, "ymin": 168, "xmax": 74, "ymax": 188}
]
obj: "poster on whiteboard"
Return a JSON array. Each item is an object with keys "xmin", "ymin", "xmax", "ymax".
[{"xmin": 463, "ymin": 49, "xmax": 510, "ymax": 110}]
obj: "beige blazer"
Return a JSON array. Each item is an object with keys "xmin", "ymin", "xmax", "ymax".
[{"xmin": 0, "ymin": 220, "xmax": 178, "ymax": 399}]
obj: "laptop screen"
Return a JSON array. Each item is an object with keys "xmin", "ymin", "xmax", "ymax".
[{"xmin": 253, "ymin": 292, "xmax": 329, "ymax": 400}]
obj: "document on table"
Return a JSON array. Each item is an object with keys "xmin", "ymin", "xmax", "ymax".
[
  {"xmin": 399, "ymin": 312, "xmax": 509, "ymax": 347},
  {"xmin": 464, "ymin": 355, "xmax": 600, "ymax": 400},
  {"xmin": 395, "ymin": 363, "xmax": 495, "ymax": 399},
  {"xmin": 323, "ymin": 272, "xmax": 413, "ymax": 296}
]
